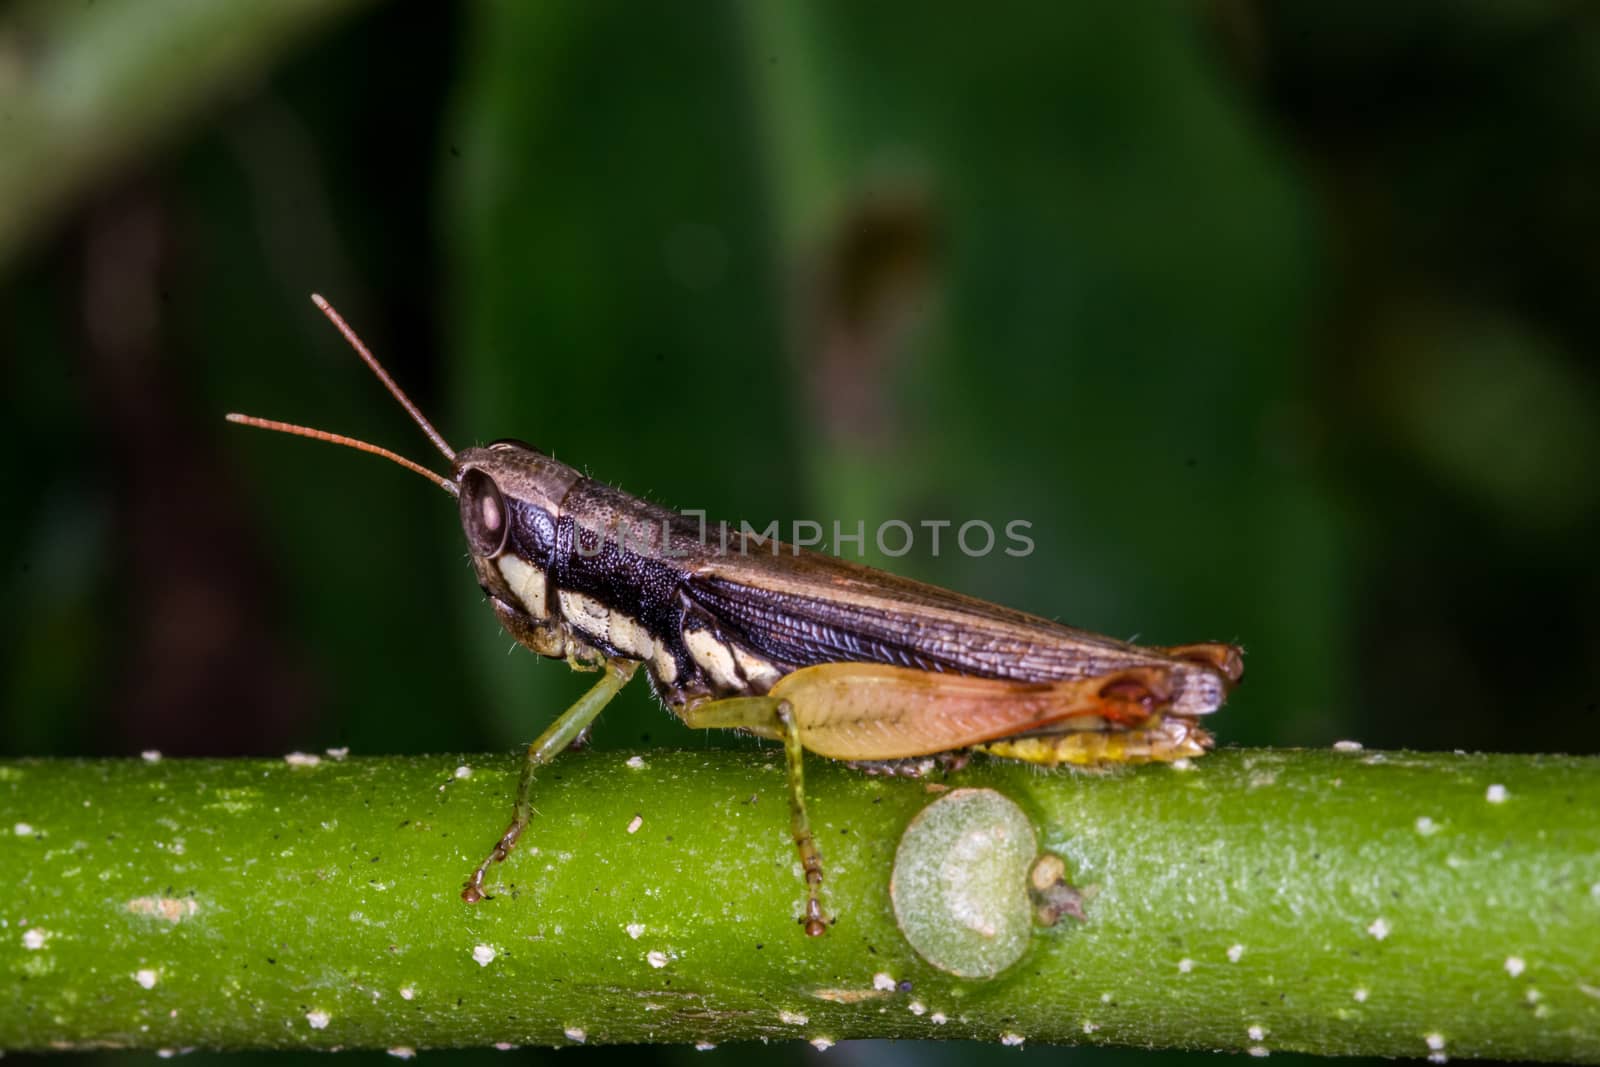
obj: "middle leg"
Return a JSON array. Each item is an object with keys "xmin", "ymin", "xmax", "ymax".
[{"xmin": 680, "ymin": 694, "xmax": 829, "ymax": 935}]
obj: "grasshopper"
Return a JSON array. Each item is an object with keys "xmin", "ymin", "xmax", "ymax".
[{"xmin": 230, "ymin": 295, "xmax": 1243, "ymax": 936}]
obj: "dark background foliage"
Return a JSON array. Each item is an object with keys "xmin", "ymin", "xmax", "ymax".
[{"xmin": 3, "ymin": 3, "xmax": 1598, "ymax": 1066}]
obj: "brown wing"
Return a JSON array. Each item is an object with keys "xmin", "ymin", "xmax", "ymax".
[{"xmin": 679, "ymin": 536, "xmax": 1223, "ymax": 710}]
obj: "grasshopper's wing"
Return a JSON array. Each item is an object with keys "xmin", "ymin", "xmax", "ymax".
[{"xmin": 682, "ymin": 545, "xmax": 1234, "ymax": 716}]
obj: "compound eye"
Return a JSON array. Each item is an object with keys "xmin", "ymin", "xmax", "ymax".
[{"xmin": 460, "ymin": 468, "xmax": 510, "ymax": 558}]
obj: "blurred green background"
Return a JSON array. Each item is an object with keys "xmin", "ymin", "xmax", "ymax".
[{"xmin": 3, "ymin": 2, "xmax": 1599, "ymax": 1065}]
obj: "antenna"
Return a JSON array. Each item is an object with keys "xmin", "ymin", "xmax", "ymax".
[
  {"xmin": 224, "ymin": 294, "xmax": 458, "ymax": 496},
  {"xmin": 223, "ymin": 414, "xmax": 458, "ymax": 495},
  {"xmin": 309, "ymin": 294, "xmax": 455, "ymax": 462}
]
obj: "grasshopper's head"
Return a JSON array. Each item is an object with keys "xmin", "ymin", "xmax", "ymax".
[
  {"xmin": 450, "ymin": 441, "xmax": 587, "ymax": 660},
  {"xmin": 452, "ymin": 441, "xmax": 580, "ymax": 566}
]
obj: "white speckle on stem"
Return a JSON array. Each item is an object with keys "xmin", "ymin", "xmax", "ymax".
[
  {"xmin": 1353, "ymin": 988, "xmax": 1369, "ymax": 1003},
  {"xmin": 930, "ymin": 1012, "xmax": 948, "ymax": 1025},
  {"xmin": 13, "ymin": 822, "xmax": 33, "ymax": 836},
  {"xmin": 778, "ymin": 1010, "xmax": 808, "ymax": 1026},
  {"xmin": 626, "ymin": 814, "xmax": 642, "ymax": 834},
  {"xmin": 22, "ymin": 928, "xmax": 47, "ymax": 950},
  {"xmin": 564, "ymin": 1027, "xmax": 586, "ymax": 1044},
  {"xmin": 472, "ymin": 944, "xmax": 497, "ymax": 967},
  {"xmin": 1332, "ymin": 740, "xmax": 1363, "ymax": 752},
  {"xmin": 1526, "ymin": 988, "xmax": 1542, "ymax": 1004},
  {"xmin": 387, "ymin": 1048, "xmax": 415, "ymax": 1060},
  {"xmin": 872, "ymin": 972, "xmax": 896, "ymax": 991},
  {"xmin": 1170, "ymin": 758, "xmax": 1193, "ymax": 771},
  {"xmin": 1504, "ymin": 956, "xmax": 1525, "ymax": 978},
  {"xmin": 141, "ymin": 750, "xmax": 163, "ymax": 763},
  {"xmin": 135, "ymin": 969, "xmax": 159, "ymax": 989},
  {"xmin": 647, "ymin": 950, "xmax": 669, "ymax": 969},
  {"xmin": 326, "ymin": 747, "xmax": 350, "ymax": 760},
  {"xmin": 284, "ymin": 752, "xmax": 321, "ymax": 768},
  {"xmin": 127, "ymin": 896, "xmax": 199, "ymax": 923},
  {"xmin": 1367, "ymin": 918, "xmax": 1390, "ymax": 941},
  {"xmin": 399, "ymin": 985, "xmax": 415, "ymax": 1001},
  {"xmin": 1425, "ymin": 1034, "xmax": 1446, "ymax": 1051},
  {"xmin": 1227, "ymin": 944, "xmax": 1244, "ymax": 963},
  {"xmin": 305, "ymin": 1010, "xmax": 331, "ymax": 1030},
  {"xmin": 454, "ymin": 765, "xmax": 473, "ymax": 780},
  {"xmin": 1000, "ymin": 1033, "xmax": 1025, "ymax": 1047},
  {"xmin": 625, "ymin": 756, "xmax": 646, "ymax": 769},
  {"xmin": 1414, "ymin": 816, "xmax": 1438, "ymax": 836},
  {"xmin": 908, "ymin": 1001, "xmax": 926, "ymax": 1016},
  {"xmin": 1177, "ymin": 958, "xmax": 1194, "ymax": 973},
  {"xmin": 1082, "ymin": 1021, "xmax": 1100, "ymax": 1034},
  {"xmin": 1248, "ymin": 1046, "xmax": 1270, "ymax": 1058},
  {"xmin": 810, "ymin": 1038, "xmax": 834, "ymax": 1051},
  {"xmin": 1248, "ymin": 1025, "xmax": 1266, "ymax": 1041},
  {"xmin": 695, "ymin": 1042, "xmax": 717, "ymax": 1051},
  {"xmin": 626, "ymin": 923, "xmax": 645, "ymax": 940},
  {"xmin": 1485, "ymin": 784, "xmax": 1508, "ymax": 804}
]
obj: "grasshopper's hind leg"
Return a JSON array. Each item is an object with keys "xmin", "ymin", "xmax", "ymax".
[
  {"xmin": 462, "ymin": 659, "xmax": 639, "ymax": 903},
  {"xmin": 677, "ymin": 659, "xmax": 1184, "ymax": 933},
  {"xmin": 680, "ymin": 695, "xmax": 830, "ymax": 936}
]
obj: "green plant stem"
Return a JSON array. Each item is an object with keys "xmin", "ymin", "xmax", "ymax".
[
  {"xmin": 0, "ymin": 0, "xmax": 374, "ymax": 268},
  {"xmin": 3, "ymin": 748, "xmax": 1598, "ymax": 1060}
]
